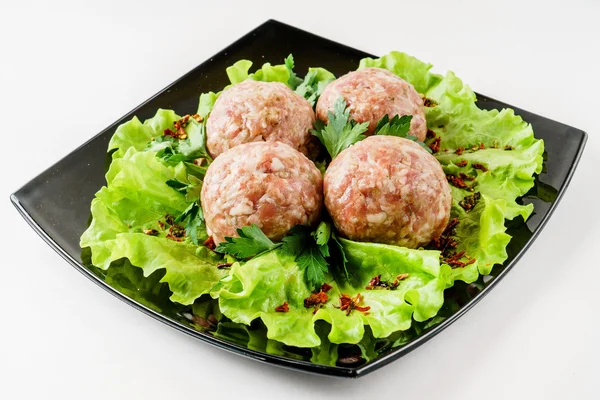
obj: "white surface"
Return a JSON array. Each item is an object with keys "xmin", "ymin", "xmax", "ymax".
[{"xmin": 1, "ymin": 1, "xmax": 598, "ymax": 399}]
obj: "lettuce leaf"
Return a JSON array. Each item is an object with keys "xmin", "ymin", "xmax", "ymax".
[
  {"xmin": 360, "ymin": 51, "xmax": 544, "ymax": 283},
  {"xmin": 295, "ymin": 67, "xmax": 336, "ymax": 105},
  {"xmin": 108, "ymin": 109, "xmax": 179, "ymax": 159},
  {"xmin": 80, "ymin": 149, "xmax": 227, "ymax": 305},
  {"xmin": 212, "ymin": 241, "xmax": 451, "ymax": 348}
]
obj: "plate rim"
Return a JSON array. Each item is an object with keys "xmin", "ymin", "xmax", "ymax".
[{"xmin": 10, "ymin": 19, "xmax": 589, "ymax": 378}]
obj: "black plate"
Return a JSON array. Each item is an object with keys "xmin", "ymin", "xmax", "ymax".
[{"xmin": 10, "ymin": 20, "xmax": 587, "ymax": 378}]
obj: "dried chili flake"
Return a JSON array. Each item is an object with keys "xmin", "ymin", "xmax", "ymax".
[
  {"xmin": 166, "ymin": 223, "xmax": 186, "ymax": 241},
  {"xmin": 459, "ymin": 192, "xmax": 481, "ymax": 211},
  {"xmin": 335, "ymin": 293, "xmax": 370, "ymax": 316},
  {"xmin": 426, "ymin": 129, "xmax": 437, "ymax": 139},
  {"xmin": 304, "ymin": 291, "xmax": 329, "ymax": 309},
  {"xmin": 428, "ymin": 217, "xmax": 459, "ymax": 256},
  {"xmin": 143, "ymin": 229, "xmax": 159, "ymax": 236},
  {"xmin": 191, "ymin": 113, "xmax": 204, "ymax": 123},
  {"xmin": 275, "ymin": 302, "xmax": 290, "ymax": 313},
  {"xmin": 459, "ymin": 172, "xmax": 476, "ymax": 182},
  {"xmin": 472, "ymin": 163, "xmax": 488, "ymax": 172},
  {"xmin": 396, "ymin": 273, "xmax": 409, "ymax": 281},
  {"xmin": 455, "ymin": 147, "xmax": 465, "ymax": 155},
  {"xmin": 447, "ymin": 174, "xmax": 472, "ymax": 191},
  {"xmin": 203, "ymin": 236, "xmax": 216, "ymax": 250},
  {"xmin": 428, "ymin": 137, "xmax": 441, "ymax": 153},
  {"xmin": 157, "ymin": 220, "xmax": 165, "ymax": 230},
  {"xmin": 455, "ymin": 160, "xmax": 468, "ymax": 167},
  {"xmin": 164, "ymin": 128, "xmax": 178, "ymax": 138},
  {"xmin": 365, "ymin": 274, "xmax": 399, "ymax": 290},
  {"xmin": 443, "ymin": 251, "xmax": 477, "ymax": 268},
  {"xmin": 423, "ymin": 97, "xmax": 438, "ymax": 107},
  {"xmin": 217, "ymin": 262, "xmax": 232, "ymax": 269},
  {"xmin": 321, "ymin": 283, "xmax": 333, "ymax": 293},
  {"xmin": 480, "ymin": 142, "xmax": 485, "ymax": 149},
  {"xmin": 194, "ymin": 158, "xmax": 206, "ymax": 167},
  {"xmin": 165, "ymin": 214, "xmax": 176, "ymax": 226}
]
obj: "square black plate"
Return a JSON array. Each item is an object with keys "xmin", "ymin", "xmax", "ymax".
[{"xmin": 11, "ymin": 20, "xmax": 587, "ymax": 378}]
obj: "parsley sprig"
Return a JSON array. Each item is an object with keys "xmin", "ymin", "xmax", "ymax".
[
  {"xmin": 311, "ymin": 97, "xmax": 369, "ymax": 159},
  {"xmin": 215, "ymin": 225, "xmax": 281, "ymax": 259},
  {"xmin": 374, "ymin": 114, "xmax": 432, "ymax": 153},
  {"xmin": 215, "ymin": 222, "xmax": 350, "ymax": 290}
]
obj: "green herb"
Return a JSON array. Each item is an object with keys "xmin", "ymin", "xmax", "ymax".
[
  {"xmin": 311, "ymin": 97, "xmax": 369, "ymax": 159},
  {"xmin": 174, "ymin": 201, "xmax": 204, "ymax": 245},
  {"xmin": 374, "ymin": 114, "xmax": 432, "ymax": 153},
  {"xmin": 284, "ymin": 54, "xmax": 303, "ymax": 90},
  {"xmin": 281, "ymin": 225, "xmax": 329, "ymax": 290},
  {"xmin": 215, "ymin": 225, "xmax": 281, "ymax": 259},
  {"xmin": 295, "ymin": 67, "xmax": 336, "ymax": 105}
]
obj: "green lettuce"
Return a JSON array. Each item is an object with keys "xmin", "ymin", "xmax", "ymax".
[
  {"xmin": 212, "ymin": 241, "xmax": 451, "ymax": 348},
  {"xmin": 108, "ymin": 109, "xmax": 179, "ymax": 159},
  {"xmin": 360, "ymin": 51, "xmax": 544, "ymax": 282},
  {"xmin": 80, "ymin": 149, "xmax": 227, "ymax": 305}
]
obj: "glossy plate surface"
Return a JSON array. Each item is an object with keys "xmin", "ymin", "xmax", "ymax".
[{"xmin": 11, "ymin": 20, "xmax": 587, "ymax": 378}]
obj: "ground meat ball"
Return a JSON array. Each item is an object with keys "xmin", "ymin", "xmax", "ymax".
[
  {"xmin": 201, "ymin": 141, "xmax": 323, "ymax": 244},
  {"xmin": 316, "ymin": 68, "xmax": 427, "ymax": 140},
  {"xmin": 324, "ymin": 136, "xmax": 451, "ymax": 248},
  {"xmin": 206, "ymin": 80, "xmax": 317, "ymax": 158}
]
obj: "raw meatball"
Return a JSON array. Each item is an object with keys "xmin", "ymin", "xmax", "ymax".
[
  {"xmin": 316, "ymin": 68, "xmax": 427, "ymax": 140},
  {"xmin": 206, "ymin": 80, "xmax": 317, "ymax": 158},
  {"xmin": 201, "ymin": 141, "xmax": 323, "ymax": 244},
  {"xmin": 323, "ymin": 136, "xmax": 451, "ymax": 248}
]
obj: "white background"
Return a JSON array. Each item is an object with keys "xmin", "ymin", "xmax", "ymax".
[{"xmin": 1, "ymin": 1, "xmax": 599, "ymax": 399}]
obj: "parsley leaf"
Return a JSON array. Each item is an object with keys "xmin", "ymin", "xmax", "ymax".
[
  {"xmin": 174, "ymin": 201, "xmax": 204, "ymax": 245},
  {"xmin": 311, "ymin": 97, "xmax": 369, "ymax": 159},
  {"xmin": 296, "ymin": 246, "xmax": 329, "ymax": 289},
  {"xmin": 295, "ymin": 67, "xmax": 335, "ymax": 105},
  {"xmin": 215, "ymin": 224, "xmax": 281, "ymax": 259},
  {"xmin": 330, "ymin": 232, "xmax": 350, "ymax": 281},
  {"xmin": 312, "ymin": 221, "xmax": 331, "ymax": 257},
  {"xmin": 280, "ymin": 222, "xmax": 335, "ymax": 290},
  {"xmin": 284, "ymin": 54, "xmax": 303, "ymax": 90},
  {"xmin": 374, "ymin": 114, "xmax": 432, "ymax": 153}
]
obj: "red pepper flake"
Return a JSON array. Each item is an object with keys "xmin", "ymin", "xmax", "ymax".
[
  {"xmin": 191, "ymin": 113, "xmax": 204, "ymax": 123},
  {"xmin": 166, "ymin": 233, "xmax": 184, "ymax": 242},
  {"xmin": 365, "ymin": 274, "xmax": 401, "ymax": 290},
  {"xmin": 480, "ymin": 142, "xmax": 485, "ymax": 149},
  {"xmin": 459, "ymin": 192, "xmax": 481, "ymax": 211},
  {"xmin": 204, "ymin": 236, "xmax": 216, "ymax": 250},
  {"xmin": 447, "ymin": 174, "xmax": 472, "ymax": 191},
  {"xmin": 396, "ymin": 273, "xmax": 409, "ymax": 281},
  {"xmin": 335, "ymin": 293, "xmax": 370, "ymax": 316},
  {"xmin": 456, "ymin": 147, "xmax": 465, "ymax": 155},
  {"xmin": 217, "ymin": 263, "xmax": 232, "ymax": 269},
  {"xmin": 164, "ymin": 128, "xmax": 178, "ymax": 138},
  {"xmin": 157, "ymin": 220, "xmax": 165, "ymax": 230},
  {"xmin": 423, "ymin": 97, "xmax": 438, "ymax": 107},
  {"xmin": 275, "ymin": 302, "xmax": 289, "ymax": 313},
  {"xmin": 443, "ymin": 251, "xmax": 477, "ymax": 268},
  {"xmin": 455, "ymin": 159, "xmax": 468, "ymax": 167},
  {"xmin": 472, "ymin": 163, "xmax": 488, "ymax": 172},
  {"xmin": 429, "ymin": 217, "xmax": 459, "ymax": 255},
  {"xmin": 321, "ymin": 283, "xmax": 333, "ymax": 293},
  {"xmin": 194, "ymin": 158, "xmax": 206, "ymax": 167},
  {"xmin": 428, "ymin": 137, "xmax": 441, "ymax": 153},
  {"xmin": 304, "ymin": 291, "xmax": 329, "ymax": 309},
  {"xmin": 426, "ymin": 129, "xmax": 437, "ymax": 139},
  {"xmin": 143, "ymin": 229, "xmax": 158, "ymax": 236},
  {"xmin": 459, "ymin": 172, "xmax": 476, "ymax": 182}
]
